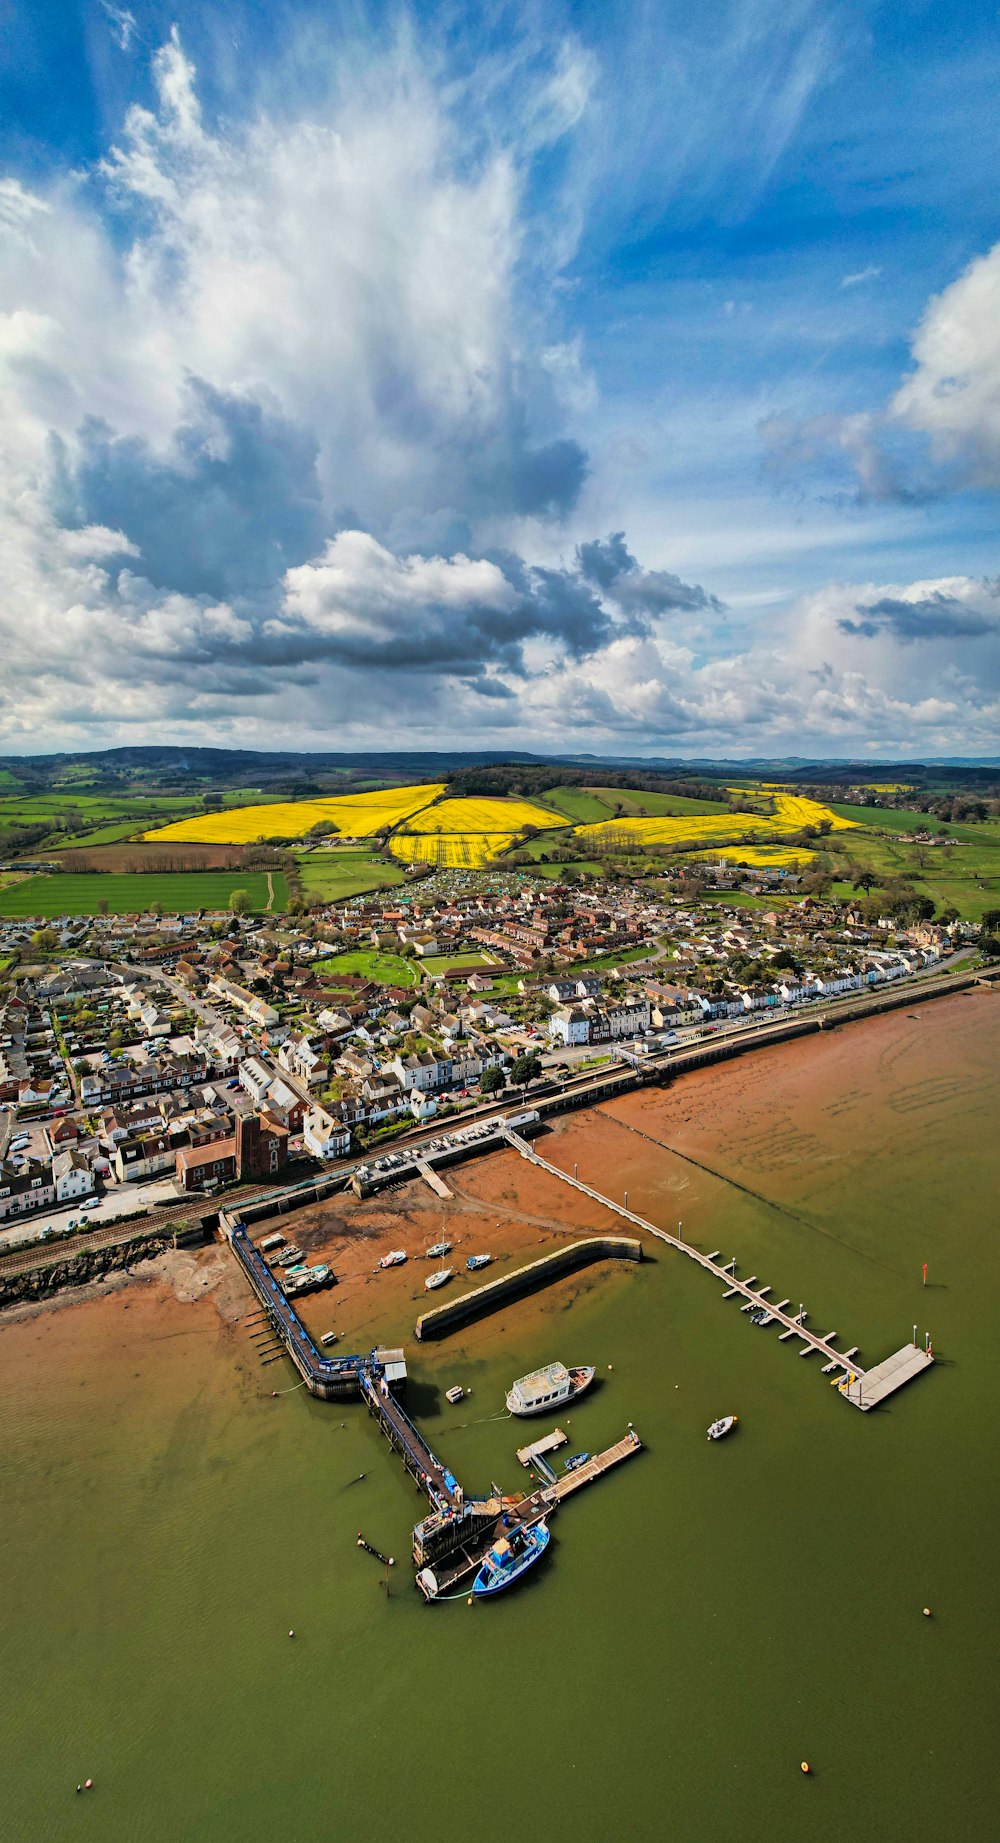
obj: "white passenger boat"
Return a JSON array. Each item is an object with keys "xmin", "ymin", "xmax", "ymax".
[
  {"xmin": 425, "ymin": 1267, "xmax": 453, "ymax": 1292},
  {"xmin": 379, "ymin": 1250, "xmax": 407, "ymax": 1268},
  {"xmin": 505, "ymin": 1361, "xmax": 595, "ymax": 1418}
]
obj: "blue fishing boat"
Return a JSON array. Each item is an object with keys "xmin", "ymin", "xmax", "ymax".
[
  {"xmin": 472, "ymin": 1520, "xmax": 550, "ymax": 1598},
  {"xmin": 563, "ymin": 1451, "xmax": 590, "ymax": 1473}
]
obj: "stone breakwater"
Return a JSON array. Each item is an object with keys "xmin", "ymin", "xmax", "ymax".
[{"xmin": 0, "ymin": 1233, "xmax": 174, "ymax": 1308}]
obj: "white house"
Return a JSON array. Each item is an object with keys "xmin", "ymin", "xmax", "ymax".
[
  {"xmin": 302, "ymin": 1106, "xmax": 352, "ymax": 1160},
  {"xmin": 52, "ymin": 1149, "xmax": 95, "ymax": 1203}
]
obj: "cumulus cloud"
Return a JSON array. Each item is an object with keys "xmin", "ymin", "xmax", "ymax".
[
  {"xmin": 765, "ymin": 238, "xmax": 1000, "ymax": 502},
  {"xmin": 576, "ymin": 531, "xmax": 723, "ymax": 618}
]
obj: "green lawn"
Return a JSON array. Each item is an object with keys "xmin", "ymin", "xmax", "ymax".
[
  {"xmin": 419, "ymin": 951, "xmax": 494, "ymax": 971},
  {"xmin": 0, "ymin": 870, "xmax": 284, "ymax": 918},
  {"xmin": 313, "ymin": 949, "xmax": 418, "ymax": 987},
  {"xmin": 296, "ymin": 850, "xmax": 406, "ymax": 902}
]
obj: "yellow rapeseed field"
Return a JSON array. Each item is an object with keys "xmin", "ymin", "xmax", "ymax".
[
  {"xmin": 690, "ymin": 845, "xmax": 817, "ymax": 867},
  {"xmin": 142, "ymin": 783, "xmax": 445, "ymax": 844},
  {"xmin": 411, "ymin": 795, "xmax": 565, "ymax": 834},
  {"xmin": 388, "ymin": 833, "xmax": 517, "ymax": 867},
  {"xmin": 575, "ymin": 791, "xmax": 854, "ymax": 853}
]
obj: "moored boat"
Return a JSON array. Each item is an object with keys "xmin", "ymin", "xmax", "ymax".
[
  {"xmin": 445, "ymin": 1384, "xmax": 465, "ymax": 1404},
  {"xmin": 472, "ymin": 1520, "xmax": 550, "ymax": 1598},
  {"xmin": 563, "ymin": 1451, "xmax": 590, "ymax": 1473},
  {"xmin": 466, "ymin": 1253, "xmax": 492, "ymax": 1271},
  {"xmin": 426, "ymin": 1240, "xmax": 451, "ymax": 1259},
  {"xmin": 707, "ymin": 1414, "xmax": 738, "ymax": 1441},
  {"xmin": 505, "ymin": 1361, "xmax": 595, "ymax": 1418},
  {"xmin": 425, "ymin": 1267, "xmax": 453, "ymax": 1291},
  {"xmin": 379, "ymin": 1250, "xmax": 407, "ymax": 1268}
]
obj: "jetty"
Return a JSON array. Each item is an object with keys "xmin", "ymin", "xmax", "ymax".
[
  {"xmin": 498, "ymin": 1126, "xmax": 935, "ymax": 1412},
  {"xmin": 220, "ymin": 1210, "xmax": 640, "ymax": 1593}
]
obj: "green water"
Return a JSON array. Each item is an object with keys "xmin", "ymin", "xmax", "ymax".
[{"xmin": 3, "ymin": 999, "xmax": 1000, "ymax": 1841}]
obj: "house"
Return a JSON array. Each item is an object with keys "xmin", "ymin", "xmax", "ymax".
[
  {"xmin": 51, "ymin": 1149, "xmax": 95, "ymax": 1203},
  {"xmin": 114, "ymin": 1133, "xmax": 178, "ymax": 1184},
  {"xmin": 279, "ymin": 1032, "xmax": 326, "ymax": 1087},
  {"xmin": 261, "ymin": 1078, "xmax": 305, "ymax": 1132},
  {"xmin": 176, "ymin": 1139, "xmax": 238, "ymax": 1192},
  {"xmin": 466, "ymin": 972, "xmax": 494, "ymax": 993},
  {"xmin": 0, "ymin": 1158, "xmax": 56, "ymax": 1220},
  {"xmin": 548, "ymin": 1006, "xmax": 591, "ymax": 1045},
  {"xmin": 239, "ymin": 1056, "xmax": 274, "ymax": 1106},
  {"xmin": 303, "ymin": 1106, "xmax": 352, "ymax": 1160}
]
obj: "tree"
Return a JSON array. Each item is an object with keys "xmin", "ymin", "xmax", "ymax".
[
  {"xmin": 96, "ymin": 897, "xmax": 109, "ymax": 916},
  {"xmin": 511, "ymin": 1052, "xmax": 543, "ymax": 1085},
  {"xmin": 31, "ymin": 927, "xmax": 58, "ymax": 951},
  {"xmin": 981, "ymin": 908, "xmax": 1000, "ymax": 934},
  {"xmin": 980, "ymin": 935, "xmax": 1000, "ymax": 960},
  {"xmin": 480, "ymin": 1066, "xmax": 506, "ymax": 1095},
  {"xmin": 229, "ymin": 887, "xmax": 253, "ymax": 915}
]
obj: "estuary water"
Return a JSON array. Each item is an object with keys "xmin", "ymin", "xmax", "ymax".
[{"xmin": 2, "ymin": 992, "xmax": 999, "ymax": 1842}]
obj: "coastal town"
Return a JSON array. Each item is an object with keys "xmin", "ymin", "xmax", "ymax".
[{"xmin": 0, "ymin": 854, "xmax": 986, "ymax": 1263}]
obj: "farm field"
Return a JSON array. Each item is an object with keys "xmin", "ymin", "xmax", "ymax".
[
  {"xmin": 388, "ymin": 832, "xmax": 518, "ymax": 867},
  {"xmin": 295, "ymin": 851, "xmax": 405, "ymax": 902},
  {"xmin": 690, "ymin": 844, "xmax": 817, "ymax": 867},
  {"xmin": 0, "ymin": 870, "xmax": 283, "ymax": 918},
  {"xmin": 313, "ymin": 950, "xmax": 418, "ymax": 988},
  {"xmin": 575, "ymin": 790, "xmax": 855, "ymax": 852},
  {"xmin": 583, "ymin": 786, "xmax": 732, "ymax": 817},
  {"xmin": 407, "ymin": 795, "xmax": 565, "ymax": 833},
  {"xmin": 142, "ymin": 783, "xmax": 445, "ymax": 844}
]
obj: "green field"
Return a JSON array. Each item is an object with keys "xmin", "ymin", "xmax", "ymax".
[
  {"xmin": 296, "ymin": 851, "xmax": 406, "ymax": 902},
  {"xmin": 313, "ymin": 949, "xmax": 418, "ymax": 987},
  {"xmin": 0, "ymin": 870, "xmax": 284, "ymax": 918},
  {"xmin": 540, "ymin": 785, "xmax": 730, "ymax": 824}
]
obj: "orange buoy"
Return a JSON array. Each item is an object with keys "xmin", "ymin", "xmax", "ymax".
[{"xmin": 800, "ymin": 1762, "xmax": 810, "ymax": 1775}]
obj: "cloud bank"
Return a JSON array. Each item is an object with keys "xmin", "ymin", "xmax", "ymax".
[{"xmin": 0, "ymin": 21, "xmax": 998, "ymax": 757}]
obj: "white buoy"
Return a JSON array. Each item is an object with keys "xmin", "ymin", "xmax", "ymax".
[{"xmin": 288, "ymin": 1630, "xmax": 295, "ymax": 1638}]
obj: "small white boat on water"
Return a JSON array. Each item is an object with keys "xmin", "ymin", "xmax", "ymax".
[
  {"xmin": 379, "ymin": 1250, "xmax": 407, "ymax": 1269},
  {"xmin": 506, "ymin": 1361, "xmax": 595, "ymax": 1418},
  {"xmin": 445, "ymin": 1385, "xmax": 465, "ymax": 1404},
  {"xmin": 707, "ymin": 1415, "xmax": 738, "ymax": 1441},
  {"xmin": 425, "ymin": 1267, "xmax": 453, "ymax": 1292}
]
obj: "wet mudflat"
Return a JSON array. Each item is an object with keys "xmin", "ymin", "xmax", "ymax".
[{"xmin": 2, "ymin": 991, "xmax": 998, "ymax": 1842}]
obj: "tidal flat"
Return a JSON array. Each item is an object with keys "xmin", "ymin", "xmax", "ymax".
[{"xmin": 2, "ymin": 991, "xmax": 998, "ymax": 1842}]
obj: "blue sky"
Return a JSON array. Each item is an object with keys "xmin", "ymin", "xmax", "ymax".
[{"xmin": 1, "ymin": 0, "xmax": 998, "ymax": 757}]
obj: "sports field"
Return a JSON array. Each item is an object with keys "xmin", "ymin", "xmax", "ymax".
[
  {"xmin": 0, "ymin": 870, "xmax": 283, "ymax": 918},
  {"xmin": 295, "ymin": 851, "xmax": 406, "ymax": 902}
]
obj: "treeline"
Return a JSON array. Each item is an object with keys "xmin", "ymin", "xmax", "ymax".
[{"xmin": 447, "ymin": 763, "xmax": 725, "ymax": 803}]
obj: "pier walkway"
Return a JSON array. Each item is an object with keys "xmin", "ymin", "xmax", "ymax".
[
  {"xmin": 359, "ymin": 1367, "xmax": 463, "ymax": 1512},
  {"xmin": 499, "ymin": 1128, "xmax": 934, "ymax": 1411}
]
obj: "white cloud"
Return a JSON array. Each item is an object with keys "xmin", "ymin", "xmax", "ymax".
[
  {"xmin": 840, "ymin": 264, "xmax": 882, "ymax": 288},
  {"xmin": 891, "ymin": 240, "xmax": 1000, "ymax": 485}
]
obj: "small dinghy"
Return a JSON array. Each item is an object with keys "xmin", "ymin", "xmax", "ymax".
[
  {"xmin": 445, "ymin": 1385, "xmax": 465, "ymax": 1404},
  {"xmin": 707, "ymin": 1415, "xmax": 738, "ymax": 1441},
  {"xmin": 563, "ymin": 1451, "xmax": 590, "ymax": 1473}
]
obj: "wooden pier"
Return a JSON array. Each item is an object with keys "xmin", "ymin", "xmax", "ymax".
[
  {"xmin": 415, "ymin": 1158, "xmax": 452, "ymax": 1199},
  {"xmin": 499, "ymin": 1127, "xmax": 934, "ymax": 1413}
]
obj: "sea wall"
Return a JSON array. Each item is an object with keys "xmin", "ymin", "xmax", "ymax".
[
  {"xmin": 0, "ymin": 1232, "xmax": 174, "ymax": 1309},
  {"xmin": 415, "ymin": 1234, "xmax": 642, "ymax": 1340}
]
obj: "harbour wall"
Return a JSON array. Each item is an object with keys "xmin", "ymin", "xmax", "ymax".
[{"xmin": 414, "ymin": 1234, "xmax": 643, "ymax": 1340}]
